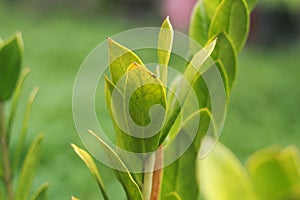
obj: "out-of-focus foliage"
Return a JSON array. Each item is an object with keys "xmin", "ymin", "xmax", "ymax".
[
  {"xmin": 0, "ymin": 33, "xmax": 48, "ymax": 200},
  {"xmin": 200, "ymin": 142, "xmax": 300, "ymax": 200}
]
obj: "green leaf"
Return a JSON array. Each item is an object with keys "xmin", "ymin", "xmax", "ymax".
[
  {"xmin": 163, "ymin": 192, "xmax": 182, "ymax": 200},
  {"xmin": 29, "ymin": 183, "xmax": 49, "ymax": 200},
  {"xmin": 159, "ymin": 39, "xmax": 216, "ymax": 145},
  {"xmin": 214, "ymin": 60, "xmax": 230, "ymax": 96},
  {"xmin": 204, "ymin": 0, "xmax": 223, "ymax": 20},
  {"xmin": 211, "ymin": 32, "xmax": 237, "ymax": 91},
  {"xmin": 199, "ymin": 140, "xmax": 257, "ymax": 200},
  {"xmin": 189, "ymin": 0, "xmax": 221, "ymax": 51},
  {"xmin": 88, "ymin": 130, "xmax": 143, "ymax": 200},
  {"xmin": 105, "ymin": 75, "xmax": 143, "ymax": 188},
  {"xmin": 161, "ymin": 109, "xmax": 212, "ymax": 200},
  {"xmin": 246, "ymin": 146, "xmax": 300, "ymax": 200},
  {"xmin": 7, "ymin": 67, "xmax": 30, "ymax": 141},
  {"xmin": 208, "ymin": 0, "xmax": 250, "ymax": 52},
  {"xmin": 108, "ymin": 38, "xmax": 144, "ymax": 84},
  {"xmin": 15, "ymin": 134, "xmax": 44, "ymax": 200},
  {"xmin": 245, "ymin": 0, "xmax": 258, "ymax": 11},
  {"xmin": 158, "ymin": 16, "xmax": 174, "ymax": 85},
  {"xmin": 0, "ymin": 32, "xmax": 24, "ymax": 101},
  {"xmin": 71, "ymin": 144, "xmax": 109, "ymax": 200},
  {"xmin": 13, "ymin": 87, "xmax": 39, "ymax": 171},
  {"xmin": 124, "ymin": 64, "xmax": 166, "ymax": 153},
  {"xmin": 105, "ymin": 76, "xmax": 132, "ymax": 151}
]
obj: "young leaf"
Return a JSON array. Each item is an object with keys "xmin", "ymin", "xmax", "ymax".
[
  {"xmin": 71, "ymin": 144, "xmax": 109, "ymax": 200},
  {"xmin": 189, "ymin": 0, "xmax": 221, "ymax": 54},
  {"xmin": 204, "ymin": 0, "xmax": 222, "ymax": 20},
  {"xmin": 7, "ymin": 67, "xmax": 30, "ymax": 141},
  {"xmin": 13, "ymin": 87, "xmax": 39, "ymax": 171},
  {"xmin": 105, "ymin": 76, "xmax": 143, "ymax": 187},
  {"xmin": 124, "ymin": 64, "xmax": 166, "ymax": 152},
  {"xmin": 246, "ymin": 146, "xmax": 300, "ymax": 200},
  {"xmin": 108, "ymin": 38, "xmax": 144, "ymax": 84},
  {"xmin": 88, "ymin": 130, "xmax": 143, "ymax": 200},
  {"xmin": 199, "ymin": 140, "xmax": 257, "ymax": 200},
  {"xmin": 161, "ymin": 109, "xmax": 212, "ymax": 200},
  {"xmin": 29, "ymin": 183, "xmax": 49, "ymax": 200},
  {"xmin": 15, "ymin": 134, "xmax": 44, "ymax": 200},
  {"xmin": 105, "ymin": 76, "xmax": 133, "ymax": 151},
  {"xmin": 158, "ymin": 16, "xmax": 174, "ymax": 85},
  {"xmin": 159, "ymin": 39, "xmax": 216, "ymax": 145},
  {"xmin": 208, "ymin": 0, "xmax": 250, "ymax": 52},
  {"xmin": 189, "ymin": 1, "xmax": 210, "ymax": 50},
  {"xmin": 71, "ymin": 196, "xmax": 80, "ymax": 200},
  {"xmin": 0, "ymin": 32, "xmax": 24, "ymax": 101}
]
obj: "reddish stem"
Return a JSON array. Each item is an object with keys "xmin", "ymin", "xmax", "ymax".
[{"xmin": 150, "ymin": 146, "xmax": 164, "ymax": 200}]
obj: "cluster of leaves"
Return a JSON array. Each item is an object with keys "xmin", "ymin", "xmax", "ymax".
[
  {"xmin": 72, "ymin": 0, "xmax": 257, "ymax": 199},
  {"xmin": 200, "ymin": 142, "xmax": 300, "ymax": 200},
  {"xmin": 0, "ymin": 33, "xmax": 48, "ymax": 200}
]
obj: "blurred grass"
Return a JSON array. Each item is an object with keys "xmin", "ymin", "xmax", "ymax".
[{"xmin": 1, "ymin": 3, "xmax": 300, "ymax": 199}]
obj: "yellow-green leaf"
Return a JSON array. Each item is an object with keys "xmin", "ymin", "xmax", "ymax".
[
  {"xmin": 158, "ymin": 16, "xmax": 174, "ymax": 85},
  {"xmin": 7, "ymin": 67, "xmax": 30, "ymax": 140},
  {"xmin": 208, "ymin": 0, "xmax": 250, "ymax": 52},
  {"xmin": 71, "ymin": 144, "xmax": 109, "ymax": 200},
  {"xmin": 125, "ymin": 64, "xmax": 166, "ymax": 153},
  {"xmin": 245, "ymin": 0, "xmax": 258, "ymax": 11},
  {"xmin": 13, "ymin": 87, "xmax": 39, "ymax": 171},
  {"xmin": 29, "ymin": 183, "xmax": 49, "ymax": 200},
  {"xmin": 15, "ymin": 134, "xmax": 44, "ymax": 200},
  {"xmin": 163, "ymin": 192, "xmax": 182, "ymax": 200},
  {"xmin": 246, "ymin": 146, "xmax": 300, "ymax": 200},
  {"xmin": 0, "ymin": 32, "xmax": 24, "ymax": 101},
  {"xmin": 199, "ymin": 140, "xmax": 257, "ymax": 200},
  {"xmin": 108, "ymin": 38, "xmax": 143, "ymax": 84},
  {"xmin": 159, "ymin": 39, "xmax": 216, "ymax": 145},
  {"xmin": 88, "ymin": 130, "xmax": 143, "ymax": 200}
]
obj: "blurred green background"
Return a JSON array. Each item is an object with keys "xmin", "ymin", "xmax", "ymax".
[{"xmin": 1, "ymin": 0, "xmax": 300, "ymax": 199}]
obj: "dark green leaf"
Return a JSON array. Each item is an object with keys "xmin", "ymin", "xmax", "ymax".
[
  {"xmin": 0, "ymin": 32, "xmax": 24, "ymax": 101},
  {"xmin": 211, "ymin": 32, "xmax": 237, "ymax": 91},
  {"xmin": 161, "ymin": 109, "xmax": 212, "ymax": 200}
]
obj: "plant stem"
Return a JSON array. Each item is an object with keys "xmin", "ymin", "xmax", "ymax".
[
  {"xmin": 0, "ymin": 102, "xmax": 13, "ymax": 200},
  {"xmin": 143, "ymin": 153, "xmax": 156, "ymax": 200},
  {"xmin": 150, "ymin": 146, "xmax": 164, "ymax": 200}
]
